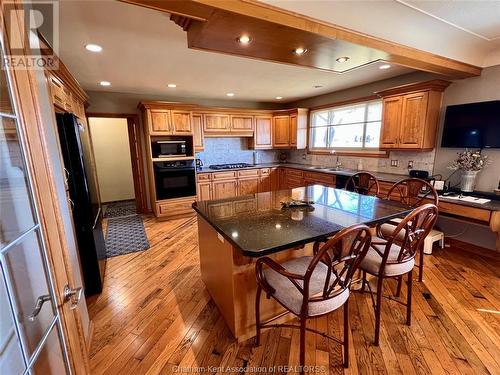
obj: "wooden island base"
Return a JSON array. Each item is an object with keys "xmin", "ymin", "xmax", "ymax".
[{"xmin": 197, "ymin": 215, "xmax": 312, "ymax": 342}]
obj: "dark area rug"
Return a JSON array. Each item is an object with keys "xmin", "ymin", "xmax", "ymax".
[
  {"xmin": 104, "ymin": 215, "xmax": 149, "ymax": 258},
  {"xmin": 103, "ymin": 200, "xmax": 136, "ymax": 218}
]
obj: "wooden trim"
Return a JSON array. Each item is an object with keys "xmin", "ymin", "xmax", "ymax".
[
  {"xmin": 308, "ymin": 150, "xmax": 390, "ymax": 158},
  {"xmin": 122, "ymin": 0, "xmax": 482, "ymax": 78},
  {"xmin": 375, "ymin": 79, "xmax": 452, "ymax": 97},
  {"xmin": 86, "ymin": 113, "xmax": 149, "ymax": 214},
  {"xmin": 309, "ymin": 95, "xmax": 380, "ymax": 111}
]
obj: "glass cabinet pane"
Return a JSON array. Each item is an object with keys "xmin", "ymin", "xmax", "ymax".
[
  {"xmin": 31, "ymin": 326, "xmax": 67, "ymax": 375},
  {"xmin": 0, "ymin": 116, "xmax": 36, "ymax": 248},
  {"xmin": 0, "ymin": 265, "xmax": 26, "ymax": 374},
  {"xmin": 3, "ymin": 230, "xmax": 55, "ymax": 357}
]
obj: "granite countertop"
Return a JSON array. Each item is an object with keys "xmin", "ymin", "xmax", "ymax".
[
  {"xmin": 437, "ymin": 194, "xmax": 500, "ymax": 211},
  {"xmin": 192, "ymin": 185, "xmax": 413, "ymax": 257},
  {"xmin": 196, "ymin": 162, "xmax": 408, "ymax": 183}
]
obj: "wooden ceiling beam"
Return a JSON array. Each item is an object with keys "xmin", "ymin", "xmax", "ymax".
[{"xmin": 120, "ymin": 0, "xmax": 482, "ymax": 79}]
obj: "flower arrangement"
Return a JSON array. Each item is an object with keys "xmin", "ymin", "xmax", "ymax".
[{"xmin": 448, "ymin": 149, "xmax": 490, "ymax": 171}]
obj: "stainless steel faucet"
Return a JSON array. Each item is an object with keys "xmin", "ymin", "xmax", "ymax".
[{"xmin": 331, "ymin": 149, "xmax": 342, "ymax": 170}]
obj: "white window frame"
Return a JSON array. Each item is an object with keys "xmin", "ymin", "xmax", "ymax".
[{"xmin": 308, "ymin": 99, "xmax": 383, "ymax": 152}]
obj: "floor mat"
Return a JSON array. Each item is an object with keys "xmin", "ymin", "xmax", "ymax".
[
  {"xmin": 104, "ymin": 215, "xmax": 149, "ymax": 258},
  {"xmin": 103, "ymin": 200, "xmax": 136, "ymax": 218}
]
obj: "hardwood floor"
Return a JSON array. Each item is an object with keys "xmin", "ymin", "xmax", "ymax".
[{"xmin": 88, "ymin": 215, "xmax": 500, "ymax": 375}]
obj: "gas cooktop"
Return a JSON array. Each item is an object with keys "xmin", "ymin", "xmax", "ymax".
[{"xmin": 208, "ymin": 163, "xmax": 253, "ymax": 170}]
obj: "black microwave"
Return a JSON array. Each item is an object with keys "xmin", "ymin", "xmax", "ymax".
[{"xmin": 151, "ymin": 138, "xmax": 191, "ymax": 158}]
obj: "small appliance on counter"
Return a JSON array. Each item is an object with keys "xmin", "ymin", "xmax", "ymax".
[{"xmin": 195, "ymin": 158, "xmax": 203, "ymax": 170}]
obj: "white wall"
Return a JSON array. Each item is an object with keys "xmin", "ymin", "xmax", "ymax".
[{"xmin": 88, "ymin": 117, "xmax": 135, "ymax": 203}]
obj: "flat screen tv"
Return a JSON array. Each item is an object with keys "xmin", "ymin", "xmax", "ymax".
[{"xmin": 441, "ymin": 100, "xmax": 500, "ymax": 148}]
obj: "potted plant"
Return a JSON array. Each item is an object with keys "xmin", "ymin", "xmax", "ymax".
[{"xmin": 448, "ymin": 149, "xmax": 490, "ymax": 192}]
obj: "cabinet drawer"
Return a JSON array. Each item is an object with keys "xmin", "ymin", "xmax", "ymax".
[
  {"xmin": 238, "ymin": 169, "xmax": 259, "ymax": 177},
  {"xmin": 286, "ymin": 176, "xmax": 304, "ymax": 188},
  {"xmin": 212, "ymin": 171, "xmax": 237, "ymax": 180},
  {"xmin": 197, "ymin": 173, "xmax": 212, "ymax": 181},
  {"xmin": 260, "ymin": 168, "xmax": 270, "ymax": 176},
  {"xmin": 438, "ymin": 202, "xmax": 491, "ymax": 223},
  {"xmin": 303, "ymin": 171, "xmax": 334, "ymax": 184},
  {"xmin": 157, "ymin": 197, "xmax": 194, "ymax": 217},
  {"xmin": 286, "ymin": 169, "xmax": 303, "ymax": 178}
]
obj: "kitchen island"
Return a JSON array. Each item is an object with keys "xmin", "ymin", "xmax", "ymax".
[{"xmin": 192, "ymin": 185, "xmax": 412, "ymax": 341}]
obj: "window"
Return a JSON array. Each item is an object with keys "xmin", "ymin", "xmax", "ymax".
[{"xmin": 309, "ymin": 100, "xmax": 382, "ymax": 151}]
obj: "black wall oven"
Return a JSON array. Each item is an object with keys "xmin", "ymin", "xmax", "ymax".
[{"xmin": 153, "ymin": 160, "xmax": 196, "ymax": 200}]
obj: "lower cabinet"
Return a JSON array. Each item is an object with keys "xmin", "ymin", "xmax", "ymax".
[
  {"xmin": 238, "ymin": 177, "xmax": 259, "ymax": 196},
  {"xmin": 213, "ymin": 180, "xmax": 238, "ymax": 200},
  {"xmin": 197, "ymin": 181, "xmax": 212, "ymax": 201},
  {"xmin": 155, "ymin": 197, "xmax": 195, "ymax": 219}
]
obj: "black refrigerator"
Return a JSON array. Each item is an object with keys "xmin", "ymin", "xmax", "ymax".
[{"xmin": 56, "ymin": 113, "xmax": 106, "ymax": 296}]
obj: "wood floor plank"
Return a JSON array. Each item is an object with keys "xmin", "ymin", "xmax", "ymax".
[{"xmin": 88, "ymin": 216, "xmax": 500, "ymax": 375}]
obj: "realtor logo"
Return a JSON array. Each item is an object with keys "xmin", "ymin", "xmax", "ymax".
[{"xmin": 2, "ymin": 1, "xmax": 59, "ymax": 70}]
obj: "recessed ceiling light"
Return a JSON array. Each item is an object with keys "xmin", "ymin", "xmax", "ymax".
[
  {"xmin": 85, "ymin": 44, "xmax": 102, "ymax": 52},
  {"xmin": 99, "ymin": 81, "xmax": 111, "ymax": 86},
  {"xmin": 336, "ymin": 56, "xmax": 350, "ymax": 63},
  {"xmin": 275, "ymin": 96, "xmax": 283, "ymax": 100},
  {"xmin": 226, "ymin": 92, "xmax": 235, "ymax": 97},
  {"xmin": 379, "ymin": 64, "xmax": 391, "ymax": 70},
  {"xmin": 236, "ymin": 35, "xmax": 251, "ymax": 44},
  {"xmin": 167, "ymin": 83, "xmax": 177, "ymax": 88},
  {"xmin": 293, "ymin": 47, "xmax": 307, "ymax": 55}
]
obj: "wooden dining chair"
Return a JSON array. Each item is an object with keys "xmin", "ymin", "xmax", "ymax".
[
  {"xmin": 378, "ymin": 178, "xmax": 439, "ymax": 282},
  {"xmin": 255, "ymin": 224, "xmax": 371, "ymax": 370},
  {"xmin": 344, "ymin": 172, "xmax": 380, "ymax": 196},
  {"xmin": 360, "ymin": 204, "xmax": 438, "ymax": 346}
]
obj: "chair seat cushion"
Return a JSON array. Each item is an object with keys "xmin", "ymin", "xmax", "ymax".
[
  {"xmin": 360, "ymin": 239, "xmax": 414, "ymax": 277},
  {"xmin": 263, "ymin": 256, "xmax": 349, "ymax": 317}
]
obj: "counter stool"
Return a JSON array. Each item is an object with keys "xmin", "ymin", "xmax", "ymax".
[
  {"xmin": 255, "ymin": 224, "xmax": 371, "ymax": 371},
  {"xmin": 423, "ymin": 229, "xmax": 444, "ymax": 254}
]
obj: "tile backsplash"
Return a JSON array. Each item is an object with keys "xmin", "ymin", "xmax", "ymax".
[
  {"xmin": 197, "ymin": 137, "xmax": 436, "ymax": 176},
  {"xmin": 196, "ymin": 138, "xmax": 279, "ymax": 166},
  {"xmin": 286, "ymin": 149, "xmax": 437, "ymax": 176}
]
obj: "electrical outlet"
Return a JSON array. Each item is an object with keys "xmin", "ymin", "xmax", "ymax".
[
  {"xmin": 407, "ymin": 160, "xmax": 414, "ymax": 169},
  {"xmin": 390, "ymin": 160, "xmax": 399, "ymax": 167}
]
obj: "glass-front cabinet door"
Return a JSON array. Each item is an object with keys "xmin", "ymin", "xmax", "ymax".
[{"xmin": 0, "ymin": 39, "xmax": 69, "ymax": 374}]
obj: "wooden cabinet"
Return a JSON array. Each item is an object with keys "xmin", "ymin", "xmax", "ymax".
[
  {"xmin": 171, "ymin": 110, "xmax": 193, "ymax": 134},
  {"xmin": 197, "ymin": 182, "xmax": 212, "ymax": 201},
  {"xmin": 273, "ymin": 115, "xmax": 290, "ymax": 148},
  {"xmin": 250, "ymin": 116, "xmax": 273, "ymax": 149},
  {"xmin": 271, "ymin": 109, "xmax": 308, "ymax": 149},
  {"xmin": 377, "ymin": 80, "xmax": 450, "ymax": 150},
  {"xmin": 192, "ymin": 113, "xmax": 204, "ymax": 151},
  {"xmin": 303, "ymin": 171, "xmax": 336, "ymax": 187},
  {"xmin": 290, "ymin": 114, "xmax": 297, "ymax": 147},
  {"xmin": 156, "ymin": 197, "xmax": 194, "ymax": 219},
  {"xmin": 231, "ymin": 115, "xmax": 254, "ymax": 133},
  {"xmin": 399, "ymin": 92, "xmax": 428, "ymax": 147},
  {"xmin": 204, "ymin": 114, "xmax": 230, "ymax": 132},
  {"xmin": 238, "ymin": 177, "xmax": 259, "ymax": 196},
  {"xmin": 150, "ymin": 109, "xmax": 171, "ymax": 133},
  {"xmin": 380, "ymin": 96, "xmax": 402, "ymax": 148},
  {"xmin": 213, "ymin": 180, "xmax": 238, "ymax": 200}
]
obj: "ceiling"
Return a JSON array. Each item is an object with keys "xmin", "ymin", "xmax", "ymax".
[
  {"xmin": 261, "ymin": 0, "xmax": 500, "ymax": 68},
  {"xmin": 58, "ymin": 1, "xmax": 413, "ymax": 103}
]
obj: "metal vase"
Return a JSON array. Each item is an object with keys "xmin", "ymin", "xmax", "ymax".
[{"xmin": 460, "ymin": 170, "xmax": 479, "ymax": 192}]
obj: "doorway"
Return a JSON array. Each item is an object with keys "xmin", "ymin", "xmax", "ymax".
[{"xmin": 86, "ymin": 114, "xmax": 148, "ymax": 215}]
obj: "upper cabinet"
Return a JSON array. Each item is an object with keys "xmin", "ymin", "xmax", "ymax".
[
  {"xmin": 250, "ymin": 116, "xmax": 273, "ymax": 149},
  {"xmin": 192, "ymin": 113, "xmax": 204, "ymax": 152},
  {"xmin": 171, "ymin": 110, "xmax": 193, "ymax": 134},
  {"xmin": 145, "ymin": 108, "xmax": 193, "ymax": 135},
  {"xmin": 203, "ymin": 113, "xmax": 230, "ymax": 133},
  {"xmin": 377, "ymin": 80, "xmax": 450, "ymax": 151},
  {"xmin": 271, "ymin": 108, "xmax": 308, "ymax": 149},
  {"xmin": 149, "ymin": 109, "xmax": 171, "ymax": 133}
]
